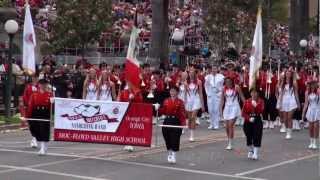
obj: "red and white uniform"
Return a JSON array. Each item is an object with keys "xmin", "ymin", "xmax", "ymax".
[
  {"xmin": 222, "ymin": 87, "xmax": 241, "ymax": 120},
  {"xmin": 85, "ymin": 80, "xmax": 98, "ymax": 100},
  {"xmin": 159, "ymin": 98, "xmax": 186, "ymax": 126},
  {"xmin": 242, "ymin": 98, "xmax": 265, "ymax": 123},
  {"xmin": 185, "ymin": 80, "xmax": 201, "ymax": 111}
]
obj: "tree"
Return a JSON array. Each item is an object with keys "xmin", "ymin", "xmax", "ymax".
[
  {"xmin": 150, "ymin": 0, "xmax": 169, "ymax": 67},
  {"xmin": 204, "ymin": 0, "xmax": 257, "ymax": 57},
  {"xmin": 49, "ymin": 0, "xmax": 112, "ymax": 56}
]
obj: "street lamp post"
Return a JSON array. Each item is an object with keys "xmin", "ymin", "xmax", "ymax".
[
  {"xmin": 4, "ymin": 20, "xmax": 19, "ymax": 119},
  {"xmin": 298, "ymin": 39, "xmax": 308, "ymax": 68}
]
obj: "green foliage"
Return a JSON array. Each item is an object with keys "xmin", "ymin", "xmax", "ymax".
[
  {"xmin": 0, "ymin": 0, "xmax": 11, "ymax": 7},
  {"xmin": 270, "ymin": 0, "xmax": 289, "ymax": 24},
  {"xmin": 49, "ymin": 0, "xmax": 113, "ymax": 54},
  {"xmin": 0, "ymin": 115, "xmax": 21, "ymax": 124}
]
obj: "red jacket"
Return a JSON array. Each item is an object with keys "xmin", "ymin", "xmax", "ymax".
[
  {"xmin": 27, "ymin": 91, "xmax": 53, "ymax": 118},
  {"xmin": 23, "ymin": 83, "xmax": 39, "ymax": 106},
  {"xmin": 242, "ymin": 98, "xmax": 264, "ymax": 123},
  {"xmin": 159, "ymin": 98, "xmax": 186, "ymax": 126}
]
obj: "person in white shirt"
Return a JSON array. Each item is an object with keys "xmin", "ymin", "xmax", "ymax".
[{"xmin": 205, "ymin": 65, "xmax": 224, "ymax": 130}]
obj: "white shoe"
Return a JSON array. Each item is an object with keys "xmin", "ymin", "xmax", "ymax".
[
  {"xmin": 252, "ymin": 147, "xmax": 259, "ymax": 160},
  {"xmin": 38, "ymin": 142, "xmax": 47, "ymax": 156},
  {"xmin": 285, "ymin": 129, "xmax": 292, "ymax": 139},
  {"xmin": 252, "ymin": 153, "xmax": 258, "ymax": 160},
  {"xmin": 312, "ymin": 143, "xmax": 318, "ymax": 150},
  {"xmin": 208, "ymin": 125, "xmax": 213, "ymax": 130},
  {"xmin": 269, "ymin": 121, "xmax": 274, "ymax": 129},
  {"xmin": 196, "ymin": 118, "xmax": 201, "ymax": 125},
  {"xmin": 225, "ymin": 144, "xmax": 232, "ymax": 150},
  {"xmin": 167, "ymin": 154, "xmax": 173, "ymax": 163},
  {"xmin": 280, "ymin": 124, "xmax": 286, "ymax": 133},
  {"xmin": 308, "ymin": 143, "xmax": 313, "ymax": 149},
  {"xmin": 30, "ymin": 137, "xmax": 38, "ymax": 148},
  {"xmin": 189, "ymin": 130, "xmax": 195, "ymax": 142},
  {"xmin": 170, "ymin": 152, "xmax": 176, "ymax": 164},
  {"xmin": 263, "ymin": 121, "xmax": 269, "ymax": 129},
  {"xmin": 225, "ymin": 140, "xmax": 233, "ymax": 150},
  {"xmin": 213, "ymin": 126, "xmax": 219, "ymax": 130},
  {"xmin": 247, "ymin": 150, "xmax": 253, "ymax": 159},
  {"xmin": 123, "ymin": 146, "xmax": 134, "ymax": 152},
  {"xmin": 295, "ymin": 121, "xmax": 301, "ymax": 130}
]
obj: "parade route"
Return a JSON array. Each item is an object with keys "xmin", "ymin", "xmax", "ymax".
[{"xmin": 0, "ymin": 124, "xmax": 318, "ymax": 180}]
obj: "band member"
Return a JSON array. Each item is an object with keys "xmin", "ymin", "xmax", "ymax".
[
  {"xmin": 302, "ymin": 81, "xmax": 319, "ymax": 149},
  {"xmin": 97, "ymin": 71, "xmax": 116, "ymax": 101},
  {"xmin": 185, "ymin": 69, "xmax": 205, "ymax": 141},
  {"xmin": 220, "ymin": 77, "xmax": 245, "ymax": 150},
  {"xmin": 205, "ymin": 65, "xmax": 224, "ymax": 129},
  {"xmin": 242, "ymin": 89, "xmax": 264, "ymax": 160},
  {"xmin": 261, "ymin": 68, "xmax": 278, "ymax": 129},
  {"xmin": 22, "ymin": 74, "xmax": 39, "ymax": 148},
  {"xmin": 26, "ymin": 79, "xmax": 53, "ymax": 155},
  {"xmin": 82, "ymin": 68, "xmax": 98, "ymax": 100},
  {"xmin": 277, "ymin": 70, "xmax": 300, "ymax": 139},
  {"xmin": 157, "ymin": 86, "xmax": 186, "ymax": 164}
]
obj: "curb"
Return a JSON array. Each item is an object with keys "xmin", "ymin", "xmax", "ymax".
[{"xmin": 0, "ymin": 124, "xmax": 21, "ymax": 133}]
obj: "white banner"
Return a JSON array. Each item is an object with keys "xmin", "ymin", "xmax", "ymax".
[{"xmin": 54, "ymin": 98, "xmax": 129, "ymax": 133}]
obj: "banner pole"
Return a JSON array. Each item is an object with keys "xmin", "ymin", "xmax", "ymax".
[{"xmin": 155, "ymin": 108, "xmax": 159, "ymax": 147}]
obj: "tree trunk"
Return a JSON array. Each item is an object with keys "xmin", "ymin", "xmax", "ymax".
[
  {"xmin": 150, "ymin": 0, "xmax": 169, "ymax": 67},
  {"xmin": 289, "ymin": 0, "xmax": 299, "ymax": 53}
]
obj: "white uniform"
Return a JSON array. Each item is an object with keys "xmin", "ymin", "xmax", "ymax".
[
  {"xmin": 222, "ymin": 88, "xmax": 241, "ymax": 120},
  {"xmin": 98, "ymin": 83, "xmax": 113, "ymax": 101},
  {"xmin": 178, "ymin": 83, "xmax": 187, "ymax": 102},
  {"xmin": 185, "ymin": 82, "xmax": 201, "ymax": 112},
  {"xmin": 279, "ymin": 84, "xmax": 297, "ymax": 112},
  {"xmin": 85, "ymin": 82, "xmax": 97, "ymax": 100},
  {"xmin": 205, "ymin": 73, "xmax": 224, "ymax": 128},
  {"xmin": 306, "ymin": 93, "xmax": 320, "ymax": 122}
]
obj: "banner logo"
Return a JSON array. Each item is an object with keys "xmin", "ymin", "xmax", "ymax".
[{"xmin": 61, "ymin": 104, "xmax": 118, "ymax": 123}]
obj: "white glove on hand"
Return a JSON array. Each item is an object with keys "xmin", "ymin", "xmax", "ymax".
[
  {"xmin": 154, "ymin": 103, "xmax": 160, "ymax": 111},
  {"xmin": 251, "ymin": 100, "xmax": 257, "ymax": 107},
  {"xmin": 129, "ymin": 93, "xmax": 134, "ymax": 100},
  {"xmin": 50, "ymin": 98, "xmax": 54, "ymax": 103}
]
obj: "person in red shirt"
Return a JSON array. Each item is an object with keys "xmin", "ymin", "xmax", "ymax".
[
  {"xmin": 157, "ymin": 86, "xmax": 186, "ymax": 164},
  {"xmin": 26, "ymin": 79, "xmax": 53, "ymax": 155},
  {"xmin": 22, "ymin": 74, "xmax": 39, "ymax": 148},
  {"xmin": 242, "ymin": 89, "xmax": 265, "ymax": 160}
]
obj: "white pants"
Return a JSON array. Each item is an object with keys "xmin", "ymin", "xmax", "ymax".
[{"xmin": 207, "ymin": 95, "xmax": 221, "ymax": 128}]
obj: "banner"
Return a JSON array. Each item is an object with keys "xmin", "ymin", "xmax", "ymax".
[{"xmin": 54, "ymin": 98, "xmax": 153, "ymax": 147}]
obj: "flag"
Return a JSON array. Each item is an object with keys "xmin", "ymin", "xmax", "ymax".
[
  {"xmin": 124, "ymin": 26, "xmax": 141, "ymax": 91},
  {"xmin": 249, "ymin": 7, "xmax": 263, "ymax": 90},
  {"xmin": 22, "ymin": 4, "xmax": 36, "ymax": 74}
]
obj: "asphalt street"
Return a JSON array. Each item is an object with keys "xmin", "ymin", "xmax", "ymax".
[{"xmin": 0, "ymin": 122, "xmax": 318, "ymax": 180}]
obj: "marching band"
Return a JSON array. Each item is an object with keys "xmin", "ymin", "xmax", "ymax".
[{"xmin": 20, "ymin": 60, "xmax": 319, "ymax": 162}]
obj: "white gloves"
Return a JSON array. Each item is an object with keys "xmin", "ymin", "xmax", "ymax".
[
  {"xmin": 251, "ymin": 100, "xmax": 257, "ymax": 107},
  {"xmin": 50, "ymin": 98, "xmax": 54, "ymax": 103},
  {"xmin": 154, "ymin": 103, "xmax": 160, "ymax": 110}
]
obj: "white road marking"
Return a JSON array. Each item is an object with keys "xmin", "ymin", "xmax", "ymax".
[
  {"xmin": 235, "ymin": 153, "xmax": 319, "ymax": 176},
  {"xmin": 0, "ymin": 164, "xmax": 110, "ymax": 180},
  {"xmin": 0, "ymin": 148, "xmax": 265, "ymax": 180}
]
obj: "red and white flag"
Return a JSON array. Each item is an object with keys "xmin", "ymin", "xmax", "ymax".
[
  {"xmin": 249, "ymin": 7, "xmax": 263, "ymax": 90},
  {"xmin": 124, "ymin": 26, "xmax": 141, "ymax": 91},
  {"xmin": 22, "ymin": 3, "xmax": 36, "ymax": 74}
]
